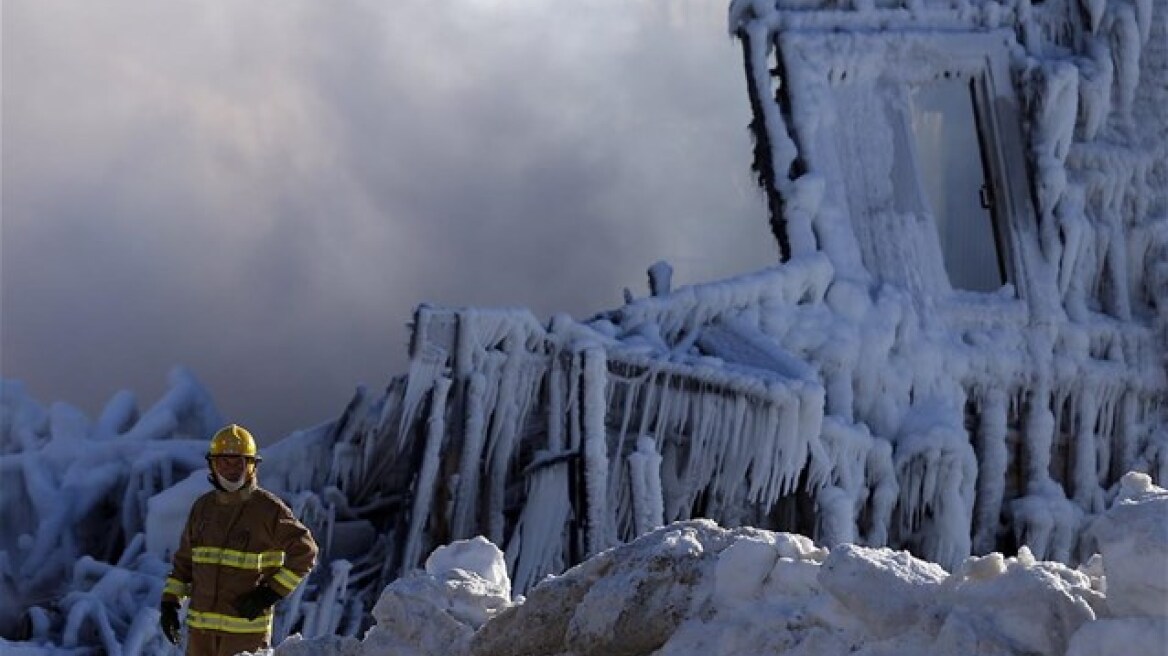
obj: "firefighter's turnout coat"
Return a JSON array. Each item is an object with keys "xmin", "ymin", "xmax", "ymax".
[{"xmin": 163, "ymin": 478, "xmax": 318, "ymax": 644}]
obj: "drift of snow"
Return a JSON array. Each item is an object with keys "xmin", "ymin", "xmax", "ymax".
[{"xmin": 256, "ymin": 473, "xmax": 1166, "ymax": 656}]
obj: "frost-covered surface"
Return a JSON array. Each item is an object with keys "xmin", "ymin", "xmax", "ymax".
[
  {"xmin": 716, "ymin": 0, "xmax": 1168, "ymax": 571},
  {"xmin": 254, "ymin": 473, "xmax": 1165, "ymax": 656},
  {"xmin": 1, "ymin": 370, "xmax": 1164, "ymax": 656},
  {"xmin": 295, "ymin": 0, "xmax": 1165, "ymax": 635},
  {"xmin": 2, "ymin": 0, "xmax": 1167, "ymax": 652}
]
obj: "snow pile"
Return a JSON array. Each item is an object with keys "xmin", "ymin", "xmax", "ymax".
[
  {"xmin": 1083, "ymin": 472, "xmax": 1168, "ymax": 618},
  {"xmin": 262, "ymin": 473, "xmax": 1166, "ymax": 656}
]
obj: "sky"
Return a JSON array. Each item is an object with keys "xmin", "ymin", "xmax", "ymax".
[{"xmin": 1, "ymin": 0, "xmax": 779, "ymax": 442}]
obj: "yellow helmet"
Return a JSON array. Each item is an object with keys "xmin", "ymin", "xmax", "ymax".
[{"xmin": 208, "ymin": 424, "xmax": 261, "ymax": 461}]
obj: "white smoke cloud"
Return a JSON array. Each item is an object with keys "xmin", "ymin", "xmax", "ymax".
[{"xmin": 1, "ymin": 0, "xmax": 777, "ymax": 440}]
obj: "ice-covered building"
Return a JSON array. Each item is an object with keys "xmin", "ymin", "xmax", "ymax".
[
  {"xmin": 319, "ymin": 0, "xmax": 1168, "ymax": 594},
  {"xmin": 0, "ymin": 0, "xmax": 1165, "ymax": 651}
]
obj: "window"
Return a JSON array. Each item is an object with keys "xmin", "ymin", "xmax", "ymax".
[
  {"xmin": 776, "ymin": 31, "xmax": 1034, "ymax": 298},
  {"xmin": 909, "ymin": 76, "xmax": 1008, "ymax": 292}
]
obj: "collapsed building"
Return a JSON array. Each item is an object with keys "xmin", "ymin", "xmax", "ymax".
[
  {"xmin": 308, "ymin": 0, "xmax": 1167, "ymax": 599},
  {"xmin": 1, "ymin": 0, "xmax": 1165, "ymax": 648},
  {"xmin": 238, "ymin": 0, "xmax": 1168, "ymax": 633}
]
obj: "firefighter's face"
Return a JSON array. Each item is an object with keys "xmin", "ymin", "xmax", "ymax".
[{"xmin": 211, "ymin": 455, "xmax": 251, "ymax": 482}]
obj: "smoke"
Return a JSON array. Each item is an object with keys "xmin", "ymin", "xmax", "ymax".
[{"xmin": 1, "ymin": 0, "xmax": 776, "ymax": 440}]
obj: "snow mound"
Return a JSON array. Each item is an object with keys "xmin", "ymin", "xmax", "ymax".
[
  {"xmin": 1085, "ymin": 472, "xmax": 1168, "ymax": 617},
  {"xmin": 268, "ymin": 481, "xmax": 1167, "ymax": 656}
]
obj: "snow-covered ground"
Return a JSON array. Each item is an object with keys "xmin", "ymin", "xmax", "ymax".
[{"xmin": 250, "ymin": 473, "xmax": 1168, "ymax": 656}]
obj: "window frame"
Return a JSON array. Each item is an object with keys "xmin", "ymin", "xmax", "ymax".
[{"xmin": 776, "ymin": 29, "xmax": 1035, "ymax": 298}]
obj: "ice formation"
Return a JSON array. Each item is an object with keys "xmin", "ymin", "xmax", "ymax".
[{"xmin": 1, "ymin": 0, "xmax": 1166, "ymax": 651}]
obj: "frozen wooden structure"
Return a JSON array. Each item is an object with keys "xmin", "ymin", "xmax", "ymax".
[{"xmin": 282, "ymin": 0, "xmax": 1168, "ymax": 619}]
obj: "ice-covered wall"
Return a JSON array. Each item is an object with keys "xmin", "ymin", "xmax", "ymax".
[{"xmin": 723, "ymin": 0, "xmax": 1167, "ymax": 562}]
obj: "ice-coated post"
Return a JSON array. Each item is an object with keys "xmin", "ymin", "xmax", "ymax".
[
  {"xmin": 582, "ymin": 346, "xmax": 610, "ymax": 556},
  {"xmin": 648, "ymin": 260, "xmax": 673, "ymax": 297}
]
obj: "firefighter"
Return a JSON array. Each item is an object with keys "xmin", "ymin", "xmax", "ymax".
[{"xmin": 159, "ymin": 424, "xmax": 318, "ymax": 656}]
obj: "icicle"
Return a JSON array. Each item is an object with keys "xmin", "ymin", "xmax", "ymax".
[
  {"xmin": 1115, "ymin": 391, "xmax": 1140, "ymax": 479},
  {"xmin": 680, "ymin": 387, "xmax": 713, "ymax": 504},
  {"xmin": 973, "ymin": 389, "xmax": 1009, "ymax": 553},
  {"xmin": 748, "ymin": 397, "xmax": 784, "ymax": 504},
  {"xmin": 505, "ymin": 460, "xmax": 572, "ymax": 594},
  {"xmin": 776, "ymin": 389, "xmax": 804, "ymax": 496},
  {"xmin": 485, "ymin": 332, "xmax": 527, "ymax": 546},
  {"xmin": 865, "ymin": 438, "xmax": 897, "ymax": 546},
  {"xmin": 546, "ymin": 354, "xmax": 567, "ymax": 452},
  {"xmin": 1025, "ymin": 383, "xmax": 1056, "ymax": 484},
  {"xmin": 609, "ymin": 367, "xmax": 651, "ymax": 502},
  {"xmin": 890, "ymin": 398, "xmax": 976, "ymax": 570},
  {"xmin": 1071, "ymin": 379, "xmax": 1103, "ymax": 511},
  {"xmin": 634, "ymin": 368, "xmax": 661, "ymax": 446},
  {"xmin": 401, "ymin": 376, "xmax": 452, "ymax": 572},
  {"xmin": 451, "ymin": 373, "xmax": 488, "ymax": 540},
  {"xmin": 653, "ymin": 372, "xmax": 679, "ymax": 455},
  {"xmin": 506, "ymin": 347, "xmax": 574, "ymax": 591},
  {"xmin": 793, "ymin": 382, "xmax": 825, "ymax": 490},
  {"xmin": 813, "ymin": 417, "xmax": 872, "ymax": 546},
  {"xmin": 1108, "ymin": 4, "xmax": 1142, "ymax": 123},
  {"xmin": 582, "ymin": 347, "xmax": 611, "ymax": 556},
  {"xmin": 1010, "ymin": 480, "xmax": 1083, "ymax": 562},
  {"xmin": 274, "ymin": 561, "xmax": 313, "ymax": 644},
  {"xmin": 711, "ymin": 393, "xmax": 750, "ymax": 516},
  {"xmin": 660, "ymin": 436, "xmax": 687, "ymax": 523},
  {"xmin": 817, "ymin": 301, "xmax": 859, "ymax": 419},
  {"xmin": 627, "ymin": 435, "xmax": 664, "ymax": 535},
  {"xmin": 816, "ymin": 485, "xmax": 855, "ymax": 547},
  {"xmin": 329, "ymin": 441, "xmax": 362, "ymax": 497},
  {"xmin": 1077, "ymin": 38, "xmax": 1113, "ymax": 141},
  {"xmin": 303, "ymin": 559, "xmax": 352, "ymax": 638},
  {"xmin": 1143, "ymin": 421, "xmax": 1168, "ymax": 485},
  {"xmin": 1095, "ymin": 382, "xmax": 1119, "ymax": 482},
  {"xmin": 1082, "ymin": 0, "xmax": 1106, "ymax": 32},
  {"xmin": 497, "ymin": 358, "xmax": 563, "ymax": 582},
  {"xmin": 396, "ymin": 345, "xmax": 449, "ymax": 453}
]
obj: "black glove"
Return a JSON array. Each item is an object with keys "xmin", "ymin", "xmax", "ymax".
[
  {"xmin": 233, "ymin": 584, "xmax": 282, "ymax": 620},
  {"xmin": 160, "ymin": 601, "xmax": 181, "ymax": 644}
]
